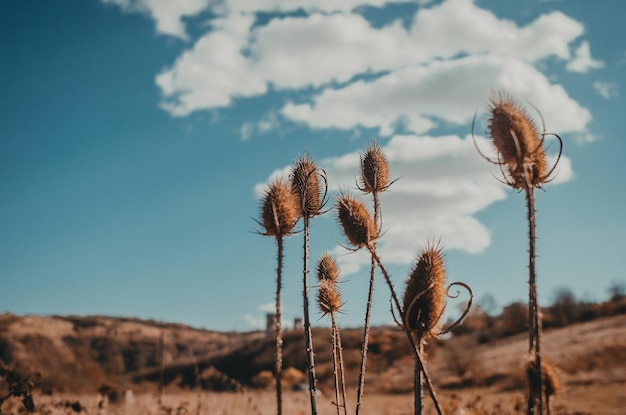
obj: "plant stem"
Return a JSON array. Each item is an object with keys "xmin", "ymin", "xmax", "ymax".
[
  {"xmin": 275, "ymin": 235, "xmax": 284, "ymax": 415},
  {"xmin": 367, "ymin": 246, "xmax": 443, "ymax": 415},
  {"xmin": 414, "ymin": 336, "xmax": 424, "ymax": 415},
  {"xmin": 356, "ymin": 191, "xmax": 380, "ymax": 415},
  {"xmin": 302, "ymin": 216, "xmax": 318, "ymax": 415},
  {"xmin": 330, "ymin": 314, "xmax": 341, "ymax": 415},
  {"xmin": 525, "ymin": 183, "xmax": 543, "ymax": 415},
  {"xmin": 334, "ymin": 314, "xmax": 348, "ymax": 415}
]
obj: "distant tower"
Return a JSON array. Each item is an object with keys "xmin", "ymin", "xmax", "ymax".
[
  {"xmin": 266, "ymin": 313, "xmax": 277, "ymax": 337},
  {"xmin": 293, "ymin": 317, "xmax": 303, "ymax": 330}
]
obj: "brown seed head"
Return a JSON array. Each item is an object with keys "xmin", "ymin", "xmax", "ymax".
[
  {"xmin": 488, "ymin": 92, "xmax": 547, "ymax": 189},
  {"xmin": 542, "ymin": 360, "xmax": 560, "ymax": 397},
  {"xmin": 360, "ymin": 143, "xmax": 390, "ymax": 194},
  {"xmin": 290, "ymin": 154, "xmax": 323, "ymax": 218},
  {"xmin": 336, "ymin": 194, "xmax": 376, "ymax": 248},
  {"xmin": 318, "ymin": 279, "xmax": 342, "ymax": 316},
  {"xmin": 260, "ymin": 179, "xmax": 298, "ymax": 237},
  {"xmin": 402, "ymin": 243, "xmax": 446, "ymax": 338},
  {"xmin": 317, "ymin": 253, "xmax": 339, "ymax": 283}
]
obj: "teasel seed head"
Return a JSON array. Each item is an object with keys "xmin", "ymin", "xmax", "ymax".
[
  {"xmin": 290, "ymin": 153, "xmax": 324, "ymax": 218},
  {"xmin": 317, "ymin": 253, "xmax": 339, "ymax": 283},
  {"xmin": 318, "ymin": 279, "xmax": 342, "ymax": 316},
  {"xmin": 359, "ymin": 142, "xmax": 390, "ymax": 194},
  {"xmin": 542, "ymin": 360, "xmax": 560, "ymax": 398},
  {"xmin": 260, "ymin": 178, "xmax": 298, "ymax": 237},
  {"xmin": 402, "ymin": 243, "xmax": 446, "ymax": 338},
  {"xmin": 487, "ymin": 92, "xmax": 547, "ymax": 189},
  {"xmin": 336, "ymin": 194, "xmax": 377, "ymax": 248}
]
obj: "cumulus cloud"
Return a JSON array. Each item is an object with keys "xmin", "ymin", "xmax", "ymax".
[
  {"xmin": 282, "ymin": 56, "xmax": 591, "ymax": 135},
  {"xmin": 254, "ymin": 134, "xmax": 573, "ymax": 274},
  {"xmin": 566, "ymin": 41, "xmax": 604, "ymax": 73}
]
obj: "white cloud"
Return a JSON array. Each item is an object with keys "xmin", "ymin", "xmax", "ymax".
[
  {"xmin": 156, "ymin": 0, "xmax": 588, "ymax": 119},
  {"xmin": 566, "ymin": 41, "xmax": 604, "ymax": 73},
  {"xmin": 243, "ymin": 302, "xmax": 276, "ymax": 328},
  {"xmin": 282, "ymin": 56, "xmax": 591, "ymax": 135},
  {"xmin": 593, "ymin": 81, "xmax": 619, "ymax": 99},
  {"xmin": 253, "ymin": 134, "xmax": 574, "ymax": 274},
  {"xmin": 101, "ymin": 0, "xmax": 213, "ymax": 39}
]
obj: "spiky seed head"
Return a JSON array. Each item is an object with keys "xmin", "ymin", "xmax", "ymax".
[
  {"xmin": 402, "ymin": 243, "xmax": 446, "ymax": 338},
  {"xmin": 318, "ymin": 279, "xmax": 342, "ymax": 316},
  {"xmin": 336, "ymin": 194, "xmax": 376, "ymax": 248},
  {"xmin": 260, "ymin": 179, "xmax": 298, "ymax": 237},
  {"xmin": 487, "ymin": 92, "xmax": 547, "ymax": 189},
  {"xmin": 360, "ymin": 143, "xmax": 390, "ymax": 194},
  {"xmin": 542, "ymin": 360, "xmax": 560, "ymax": 397},
  {"xmin": 290, "ymin": 154, "xmax": 323, "ymax": 218},
  {"xmin": 317, "ymin": 253, "xmax": 339, "ymax": 283}
]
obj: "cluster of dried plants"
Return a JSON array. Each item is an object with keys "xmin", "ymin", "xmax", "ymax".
[{"xmin": 256, "ymin": 89, "xmax": 565, "ymax": 415}]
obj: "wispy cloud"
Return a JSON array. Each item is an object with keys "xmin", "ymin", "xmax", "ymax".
[
  {"xmin": 566, "ymin": 41, "xmax": 604, "ymax": 73},
  {"xmin": 593, "ymin": 81, "xmax": 619, "ymax": 99}
]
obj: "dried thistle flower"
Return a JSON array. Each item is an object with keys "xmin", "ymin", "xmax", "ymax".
[
  {"xmin": 317, "ymin": 279, "xmax": 342, "ymax": 316},
  {"xmin": 402, "ymin": 243, "xmax": 446, "ymax": 338},
  {"xmin": 336, "ymin": 194, "xmax": 377, "ymax": 248},
  {"xmin": 260, "ymin": 179, "xmax": 298, "ymax": 237},
  {"xmin": 291, "ymin": 154, "xmax": 325, "ymax": 218},
  {"xmin": 317, "ymin": 253, "xmax": 339, "ymax": 283},
  {"xmin": 359, "ymin": 142, "xmax": 390, "ymax": 194},
  {"xmin": 487, "ymin": 92, "xmax": 547, "ymax": 189}
]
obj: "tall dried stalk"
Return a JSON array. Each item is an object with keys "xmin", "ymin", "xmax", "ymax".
[
  {"xmin": 355, "ymin": 143, "xmax": 392, "ymax": 415},
  {"xmin": 291, "ymin": 154, "xmax": 327, "ymax": 415},
  {"xmin": 258, "ymin": 179, "xmax": 298, "ymax": 415},
  {"xmin": 316, "ymin": 254, "xmax": 347, "ymax": 415},
  {"xmin": 336, "ymin": 194, "xmax": 443, "ymax": 415},
  {"xmin": 474, "ymin": 91, "xmax": 563, "ymax": 415}
]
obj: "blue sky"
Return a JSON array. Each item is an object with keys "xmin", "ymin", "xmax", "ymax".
[{"xmin": 1, "ymin": 0, "xmax": 624, "ymax": 331}]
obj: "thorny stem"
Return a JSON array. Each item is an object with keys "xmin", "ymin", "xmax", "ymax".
[
  {"xmin": 367, "ymin": 246, "xmax": 444, "ymax": 415},
  {"xmin": 525, "ymin": 180, "xmax": 543, "ymax": 415},
  {"xmin": 414, "ymin": 336, "xmax": 424, "ymax": 415},
  {"xmin": 335, "ymin": 318, "xmax": 348, "ymax": 415},
  {"xmin": 331, "ymin": 317, "xmax": 341, "ymax": 415},
  {"xmin": 356, "ymin": 191, "xmax": 381, "ymax": 415},
  {"xmin": 276, "ymin": 235, "xmax": 284, "ymax": 415},
  {"xmin": 331, "ymin": 312, "xmax": 347, "ymax": 415},
  {"xmin": 302, "ymin": 216, "xmax": 319, "ymax": 415}
]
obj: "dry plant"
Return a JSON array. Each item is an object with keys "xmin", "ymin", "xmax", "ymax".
[
  {"xmin": 354, "ymin": 142, "xmax": 394, "ymax": 415},
  {"xmin": 290, "ymin": 153, "xmax": 328, "ymax": 415},
  {"xmin": 316, "ymin": 254, "xmax": 347, "ymax": 415},
  {"xmin": 474, "ymin": 90, "xmax": 563, "ymax": 415},
  {"xmin": 0, "ymin": 361, "xmax": 37, "ymax": 413},
  {"xmin": 336, "ymin": 193, "xmax": 445, "ymax": 415},
  {"xmin": 256, "ymin": 178, "xmax": 298, "ymax": 415}
]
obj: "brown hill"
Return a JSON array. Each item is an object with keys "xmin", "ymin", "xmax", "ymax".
[{"xmin": 1, "ymin": 312, "xmax": 625, "ymax": 399}]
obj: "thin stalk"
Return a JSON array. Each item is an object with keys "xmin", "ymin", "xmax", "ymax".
[
  {"xmin": 302, "ymin": 216, "xmax": 319, "ymax": 415},
  {"xmin": 414, "ymin": 336, "xmax": 424, "ymax": 415},
  {"xmin": 367, "ymin": 246, "xmax": 443, "ymax": 415},
  {"xmin": 525, "ymin": 182, "xmax": 543, "ymax": 415},
  {"xmin": 275, "ymin": 235, "xmax": 284, "ymax": 415},
  {"xmin": 331, "ymin": 320, "xmax": 341, "ymax": 415},
  {"xmin": 335, "ymin": 315, "xmax": 348, "ymax": 415},
  {"xmin": 356, "ymin": 191, "xmax": 381, "ymax": 415}
]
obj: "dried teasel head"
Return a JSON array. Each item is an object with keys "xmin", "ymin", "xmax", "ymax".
[
  {"xmin": 542, "ymin": 360, "xmax": 560, "ymax": 398},
  {"xmin": 359, "ymin": 142, "xmax": 390, "ymax": 194},
  {"xmin": 402, "ymin": 243, "xmax": 446, "ymax": 338},
  {"xmin": 486, "ymin": 92, "xmax": 547, "ymax": 189},
  {"xmin": 317, "ymin": 253, "xmax": 339, "ymax": 283},
  {"xmin": 318, "ymin": 279, "xmax": 342, "ymax": 316},
  {"xmin": 290, "ymin": 153, "xmax": 325, "ymax": 218},
  {"xmin": 336, "ymin": 194, "xmax": 377, "ymax": 248},
  {"xmin": 260, "ymin": 179, "xmax": 298, "ymax": 237}
]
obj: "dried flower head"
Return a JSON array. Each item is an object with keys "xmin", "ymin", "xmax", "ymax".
[
  {"xmin": 359, "ymin": 143, "xmax": 390, "ymax": 194},
  {"xmin": 260, "ymin": 179, "xmax": 298, "ymax": 237},
  {"xmin": 542, "ymin": 360, "xmax": 560, "ymax": 398},
  {"xmin": 487, "ymin": 92, "xmax": 547, "ymax": 189},
  {"xmin": 318, "ymin": 279, "xmax": 342, "ymax": 316},
  {"xmin": 317, "ymin": 253, "xmax": 339, "ymax": 283},
  {"xmin": 290, "ymin": 154, "xmax": 324, "ymax": 218},
  {"xmin": 336, "ymin": 194, "xmax": 377, "ymax": 248},
  {"xmin": 402, "ymin": 243, "xmax": 446, "ymax": 338}
]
